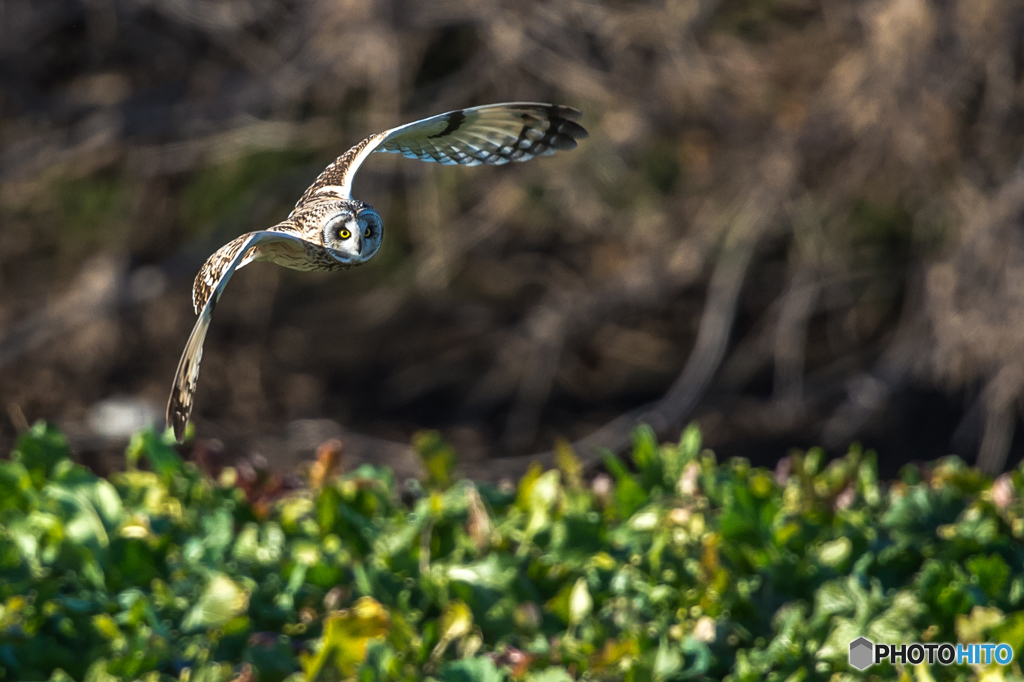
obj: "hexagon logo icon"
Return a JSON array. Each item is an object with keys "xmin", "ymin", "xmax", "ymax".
[{"xmin": 849, "ymin": 637, "xmax": 874, "ymax": 671}]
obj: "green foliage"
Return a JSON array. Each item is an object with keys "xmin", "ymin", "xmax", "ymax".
[
  {"xmin": 413, "ymin": 431, "xmax": 458, "ymax": 491},
  {"xmin": 2, "ymin": 422, "xmax": 1024, "ymax": 681}
]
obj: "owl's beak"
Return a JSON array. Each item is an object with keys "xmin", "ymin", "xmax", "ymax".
[{"xmin": 340, "ymin": 219, "xmax": 362, "ymax": 260}]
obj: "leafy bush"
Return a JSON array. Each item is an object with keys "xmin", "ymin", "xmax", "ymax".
[{"xmin": 1, "ymin": 423, "xmax": 1023, "ymax": 681}]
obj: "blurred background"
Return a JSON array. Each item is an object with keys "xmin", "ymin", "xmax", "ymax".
[{"xmin": 3, "ymin": 0, "xmax": 1024, "ymax": 480}]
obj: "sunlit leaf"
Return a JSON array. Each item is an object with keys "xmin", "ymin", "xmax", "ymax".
[
  {"xmin": 302, "ymin": 597, "xmax": 390, "ymax": 680},
  {"xmin": 816, "ymin": 537, "xmax": 851, "ymax": 567},
  {"xmin": 82, "ymin": 659, "xmax": 118, "ymax": 682},
  {"xmin": 444, "ymin": 554, "xmax": 516, "ymax": 590},
  {"xmin": 653, "ymin": 636, "xmax": 682, "ymax": 681},
  {"xmin": 432, "ymin": 599, "xmax": 474, "ymax": 660},
  {"xmin": 568, "ymin": 577, "xmax": 592, "ymax": 626},
  {"xmin": 955, "ymin": 606, "xmax": 1005, "ymax": 644},
  {"xmin": 181, "ymin": 573, "xmax": 250, "ymax": 632}
]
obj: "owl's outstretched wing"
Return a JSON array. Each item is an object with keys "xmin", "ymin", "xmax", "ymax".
[
  {"xmin": 296, "ymin": 102, "xmax": 588, "ymax": 204},
  {"xmin": 167, "ymin": 230, "xmax": 308, "ymax": 443}
]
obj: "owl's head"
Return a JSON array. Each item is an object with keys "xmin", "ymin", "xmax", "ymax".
[{"xmin": 318, "ymin": 201, "xmax": 383, "ymax": 264}]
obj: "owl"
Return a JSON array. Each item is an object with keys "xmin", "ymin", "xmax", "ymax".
[{"xmin": 166, "ymin": 102, "xmax": 588, "ymax": 442}]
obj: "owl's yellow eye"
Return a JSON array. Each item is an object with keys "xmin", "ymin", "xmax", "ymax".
[
  {"xmin": 339, "ymin": 229, "xmax": 351, "ymax": 239},
  {"xmin": 364, "ymin": 227, "xmax": 372, "ymax": 238}
]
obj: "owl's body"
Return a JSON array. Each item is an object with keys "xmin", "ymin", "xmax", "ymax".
[
  {"xmin": 191, "ymin": 198, "xmax": 373, "ymax": 311},
  {"xmin": 168, "ymin": 103, "xmax": 587, "ymax": 442}
]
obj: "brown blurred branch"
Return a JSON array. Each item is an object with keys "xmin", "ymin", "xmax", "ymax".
[{"xmin": 773, "ymin": 264, "xmax": 819, "ymax": 413}]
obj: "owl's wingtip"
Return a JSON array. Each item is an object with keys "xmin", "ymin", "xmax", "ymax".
[
  {"xmin": 548, "ymin": 110, "xmax": 588, "ymax": 151},
  {"xmin": 166, "ymin": 397, "xmax": 188, "ymax": 444},
  {"xmin": 569, "ymin": 120, "xmax": 589, "ymax": 139}
]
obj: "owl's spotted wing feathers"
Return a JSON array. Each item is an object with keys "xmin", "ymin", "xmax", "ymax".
[
  {"xmin": 376, "ymin": 103, "xmax": 587, "ymax": 165},
  {"xmin": 192, "ymin": 233, "xmax": 259, "ymax": 313},
  {"xmin": 168, "ymin": 229, "xmax": 307, "ymax": 442},
  {"xmin": 298, "ymin": 102, "xmax": 588, "ymax": 202}
]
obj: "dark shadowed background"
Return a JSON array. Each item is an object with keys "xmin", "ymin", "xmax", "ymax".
[{"xmin": 3, "ymin": 0, "xmax": 1024, "ymax": 480}]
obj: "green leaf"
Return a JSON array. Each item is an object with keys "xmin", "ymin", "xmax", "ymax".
[
  {"xmin": 82, "ymin": 659, "xmax": 118, "ymax": 682},
  {"xmin": 522, "ymin": 470, "xmax": 561, "ymax": 542},
  {"xmin": 192, "ymin": 663, "xmax": 232, "ymax": 682},
  {"xmin": 967, "ymin": 553, "xmax": 1010, "ymax": 598},
  {"xmin": 126, "ymin": 429, "xmax": 183, "ymax": 477},
  {"xmin": 605, "ymin": 454, "xmax": 647, "ymax": 519},
  {"xmin": 46, "ymin": 484, "xmax": 110, "ymax": 551},
  {"xmin": 440, "ymin": 656, "xmax": 505, "ymax": 682},
  {"xmin": 524, "ymin": 668, "xmax": 572, "ymax": 682},
  {"xmin": 867, "ymin": 591, "xmax": 923, "ymax": 643},
  {"xmin": 444, "ymin": 554, "xmax": 517, "ymax": 590},
  {"xmin": 631, "ymin": 424, "xmax": 661, "ymax": 487},
  {"xmin": 46, "ymin": 669, "xmax": 75, "ymax": 682},
  {"xmin": 812, "ymin": 579, "xmax": 856, "ymax": 622},
  {"xmin": 414, "ymin": 430, "xmax": 458, "ymax": 490},
  {"xmin": 13, "ymin": 421, "xmax": 71, "ymax": 485},
  {"xmin": 992, "ymin": 611, "xmax": 1024, "ymax": 659},
  {"xmin": 0, "ymin": 459, "xmax": 34, "ymax": 513},
  {"xmin": 181, "ymin": 573, "xmax": 250, "ymax": 632}
]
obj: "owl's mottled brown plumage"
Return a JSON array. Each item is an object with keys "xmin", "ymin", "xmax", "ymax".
[{"xmin": 167, "ymin": 102, "xmax": 588, "ymax": 442}]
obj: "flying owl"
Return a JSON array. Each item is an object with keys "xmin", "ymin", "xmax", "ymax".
[{"xmin": 166, "ymin": 102, "xmax": 588, "ymax": 442}]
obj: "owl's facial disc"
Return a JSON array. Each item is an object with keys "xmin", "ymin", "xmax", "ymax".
[
  {"xmin": 323, "ymin": 212, "xmax": 360, "ymax": 262},
  {"xmin": 323, "ymin": 206, "xmax": 382, "ymax": 264}
]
